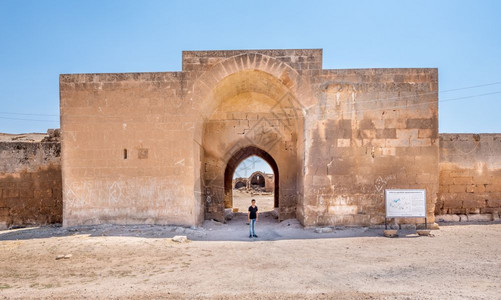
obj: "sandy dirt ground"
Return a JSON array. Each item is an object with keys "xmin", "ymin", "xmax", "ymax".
[
  {"xmin": 0, "ymin": 216, "xmax": 500, "ymax": 299},
  {"xmin": 232, "ymin": 189, "xmax": 274, "ymax": 212}
]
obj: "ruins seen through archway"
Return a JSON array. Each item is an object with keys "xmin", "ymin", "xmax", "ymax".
[
  {"xmin": 223, "ymin": 147, "xmax": 280, "ymax": 218},
  {"xmin": 231, "ymin": 155, "xmax": 276, "ymax": 214}
]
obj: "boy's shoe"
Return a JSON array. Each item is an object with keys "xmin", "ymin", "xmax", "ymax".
[
  {"xmin": 253, "ymin": 234, "xmax": 258, "ymax": 238},
  {"xmin": 249, "ymin": 235, "xmax": 252, "ymax": 238}
]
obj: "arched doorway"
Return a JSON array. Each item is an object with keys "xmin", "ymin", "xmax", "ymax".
[
  {"xmin": 234, "ymin": 181, "xmax": 246, "ymax": 189},
  {"xmin": 224, "ymin": 146, "xmax": 279, "ymax": 212},
  {"xmin": 193, "ymin": 55, "xmax": 309, "ymax": 223},
  {"xmin": 249, "ymin": 171, "xmax": 266, "ymax": 190},
  {"xmin": 230, "ymin": 156, "xmax": 276, "ymax": 213}
]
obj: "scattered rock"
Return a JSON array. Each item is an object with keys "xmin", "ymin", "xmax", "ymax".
[
  {"xmin": 172, "ymin": 235, "xmax": 189, "ymax": 243},
  {"xmin": 270, "ymin": 209, "xmax": 279, "ymax": 219},
  {"xmin": 429, "ymin": 223, "xmax": 440, "ymax": 230},
  {"xmin": 383, "ymin": 230, "xmax": 398, "ymax": 238},
  {"xmin": 42, "ymin": 128, "xmax": 60, "ymax": 142},
  {"xmin": 56, "ymin": 254, "xmax": 72, "ymax": 260},
  {"xmin": 417, "ymin": 223, "xmax": 440, "ymax": 230}
]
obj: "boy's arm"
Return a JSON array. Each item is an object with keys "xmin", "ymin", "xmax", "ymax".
[
  {"xmin": 256, "ymin": 211, "xmax": 259, "ymax": 222},
  {"xmin": 248, "ymin": 211, "xmax": 250, "ymax": 222}
]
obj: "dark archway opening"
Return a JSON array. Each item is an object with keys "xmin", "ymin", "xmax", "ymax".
[
  {"xmin": 224, "ymin": 146, "xmax": 279, "ymax": 212},
  {"xmin": 250, "ymin": 173, "xmax": 265, "ymax": 189},
  {"xmin": 234, "ymin": 181, "xmax": 246, "ymax": 189}
]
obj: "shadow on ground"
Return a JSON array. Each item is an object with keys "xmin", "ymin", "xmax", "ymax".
[{"xmin": 0, "ymin": 211, "xmax": 444, "ymax": 242}]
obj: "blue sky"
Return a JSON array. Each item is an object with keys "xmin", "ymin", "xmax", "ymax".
[
  {"xmin": 234, "ymin": 156, "xmax": 272, "ymax": 178},
  {"xmin": 1, "ymin": 0, "xmax": 500, "ymax": 137}
]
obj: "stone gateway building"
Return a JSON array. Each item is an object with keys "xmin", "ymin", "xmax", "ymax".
[
  {"xmin": 50, "ymin": 49, "xmax": 498, "ymax": 228},
  {"xmin": 1, "ymin": 49, "xmax": 499, "ymax": 230},
  {"xmin": 59, "ymin": 49, "xmax": 440, "ymax": 227}
]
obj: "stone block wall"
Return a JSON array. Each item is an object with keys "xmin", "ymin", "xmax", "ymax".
[
  {"xmin": 60, "ymin": 72, "xmax": 203, "ymax": 227},
  {"xmin": 201, "ymin": 78, "xmax": 301, "ymax": 220},
  {"xmin": 0, "ymin": 131, "xmax": 62, "ymax": 229},
  {"xmin": 182, "ymin": 49, "xmax": 322, "ymax": 73},
  {"xmin": 437, "ymin": 134, "xmax": 501, "ymax": 221},
  {"xmin": 300, "ymin": 68, "xmax": 439, "ymax": 227},
  {"xmin": 60, "ymin": 49, "xmax": 441, "ymax": 227}
]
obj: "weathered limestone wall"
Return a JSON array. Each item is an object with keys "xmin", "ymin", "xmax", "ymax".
[
  {"xmin": 437, "ymin": 134, "xmax": 501, "ymax": 222},
  {"xmin": 200, "ymin": 69, "xmax": 302, "ymax": 221},
  {"xmin": 60, "ymin": 72, "xmax": 200, "ymax": 227},
  {"xmin": 300, "ymin": 69, "xmax": 439, "ymax": 226},
  {"xmin": 61, "ymin": 49, "xmax": 440, "ymax": 227},
  {"xmin": 182, "ymin": 49, "xmax": 322, "ymax": 73},
  {"xmin": 178, "ymin": 50, "xmax": 322, "ymax": 222},
  {"xmin": 0, "ymin": 131, "xmax": 62, "ymax": 229}
]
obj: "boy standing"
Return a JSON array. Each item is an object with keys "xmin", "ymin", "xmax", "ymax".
[{"xmin": 248, "ymin": 199, "xmax": 258, "ymax": 238}]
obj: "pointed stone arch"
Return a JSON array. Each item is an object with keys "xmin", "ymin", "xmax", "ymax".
[
  {"xmin": 191, "ymin": 53, "xmax": 312, "ymax": 144},
  {"xmin": 191, "ymin": 53, "xmax": 314, "ymax": 222},
  {"xmin": 224, "ymin": 146, "xmax": 279, "ymax": 210},
  {"xmin": 249, "ymin": 171, "xmax": 267, "ymax": 189},
  {"xmin": 234, "ymin": 179, "xmax": 247, "ymax": 189}
]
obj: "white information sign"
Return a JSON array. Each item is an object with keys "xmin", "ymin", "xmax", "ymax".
[{"xmin": 385, "ymin": 189, "xmax": 426, "ymax": 218}]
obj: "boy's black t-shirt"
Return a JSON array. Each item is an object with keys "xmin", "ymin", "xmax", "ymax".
[{"xmin": 248, "ymin": 205, "xmax": 258, "ymax": 219}]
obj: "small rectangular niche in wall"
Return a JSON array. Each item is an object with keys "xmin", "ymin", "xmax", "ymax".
[
  {"xmin": 123, "ymin": 149, "xmax": 128, "ymax": 159},
  {"xmin": 138, "ymin": 148, "xmax": 148, "ymax": 159}
]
